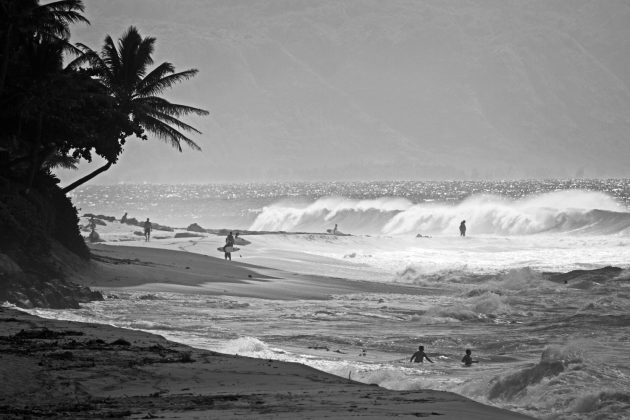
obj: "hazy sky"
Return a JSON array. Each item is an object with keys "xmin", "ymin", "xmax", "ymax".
[{"xmin": 56, "ymin": 0, "xmax": 630, "ymax": 185}]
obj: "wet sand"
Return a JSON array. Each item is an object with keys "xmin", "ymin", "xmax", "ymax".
[{"xmin": 0, "ymin": 242, "xmax": 533, "ymax": 419}]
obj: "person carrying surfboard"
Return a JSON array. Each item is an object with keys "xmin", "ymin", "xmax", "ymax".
[{"xmin": 224, "ymin": 231, "xmax": 235, "ymax": 261}]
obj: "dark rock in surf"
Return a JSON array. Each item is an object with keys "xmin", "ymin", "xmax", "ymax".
[
  {"xmin": 544, "ymin": 266, "xmax": 623, "ymax": 284},
  {"xmin": 186, "ymin": 223, "xmax": 206, "ymax": 233}
]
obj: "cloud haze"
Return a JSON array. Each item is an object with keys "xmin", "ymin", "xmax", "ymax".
[{"xmin": 57, "ymin": 0, "xmax": 630, "ymax": 184}]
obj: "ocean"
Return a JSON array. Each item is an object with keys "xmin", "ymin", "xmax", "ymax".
[{"xmin": 28, "ymin": 180, "xmax": 630, "ymax": 419}]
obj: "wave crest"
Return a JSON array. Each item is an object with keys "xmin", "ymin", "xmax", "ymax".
[{"xmin": 249, "ymin": 190, "xmax": 628, "ymax": 235}]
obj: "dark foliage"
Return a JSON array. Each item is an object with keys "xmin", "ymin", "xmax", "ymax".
[
  {"xmin": 0, "ymin": 0, "xmax": 206, "ymax": 308},
  {"xmin": 50, "ymin": 179, "xmax": 90, "ymax": 259}
]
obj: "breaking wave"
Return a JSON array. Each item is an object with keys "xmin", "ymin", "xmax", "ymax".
[{"xmin": 249, "ymin": 190, "xmax": 629, "ymax": 235}]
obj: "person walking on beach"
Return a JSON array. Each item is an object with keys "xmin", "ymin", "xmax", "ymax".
[
  {"xmin": 410, "ymin": 345, "xmax": 434, "ymax": 363},
  {"xmin": 224, "ymin": 231, "xmax": 235, "ymax": 261},
  {"xmin": 144, "ymin": 218, "xmax": 152, "ymax": 242},
  {"xmin": 459, "ymin": 220, "xmax": 466, "ymax": 237},
  {"xmin": 462, "ymin": 349, "xmax": 478, "ymax": 366}
]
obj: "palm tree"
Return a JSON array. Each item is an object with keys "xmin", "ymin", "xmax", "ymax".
[
  {"xmin": 0, "ymin": 0, "xmax": 88, "ymax": 95},
  {"xmin": 62, "ymin": 26, "xmax": 208, "ymax": 193}
]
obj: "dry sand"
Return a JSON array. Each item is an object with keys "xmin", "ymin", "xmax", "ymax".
[
  {"xmin": 80, "ymin": 243, "xmax": 440, "ymax": 299},
  {"xmin": 0, "ymin": 243, "xmax": 534, "ymax": 419}
]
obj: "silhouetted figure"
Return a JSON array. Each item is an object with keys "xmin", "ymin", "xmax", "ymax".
[
  {"xmin": 462, "ymin": 349, "xmax": 478, "ymax": 366},
  {"xmin": 224, "ymin": 231, "xmax": 235, "ymax": 261},
  {"xmin": 410, "ymin": 345, "xmax": 434, "ymax": 363},
  {"xmin": 459, "ymin": 220, "xmax": 466, "ymax": 237},
  {"xmin": 88, "ymin": 216, "xmax": 99, "ymax": 242},
  {"xmin": 144, "ymin": 218, "xmax": 152, "ymax": 242},
  {"xmin": 121, "ymin": 212, "xmax": 128, "ymax": 223}
]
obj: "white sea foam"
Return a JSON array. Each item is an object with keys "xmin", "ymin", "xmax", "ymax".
[
  {"xmin": 250, "ymin": 190, "xmax": 629, "ymax": 236},
  {"xmin": 47, "ymin": 182, "xmax": 630, "ymax": 420}
]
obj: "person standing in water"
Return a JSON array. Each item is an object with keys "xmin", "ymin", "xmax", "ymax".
[
  {"xmin": 462, "ymin": 349, "xmax": 478, "ymax": 366},
  {"xmin": 410, "ymin": 345, "xmax": 434, "ymax": 363},
  {"xmin": 224, "ymin": 231, "xmax": 235, "ymax": 261},
  {"xmin": 144, "ymin": 218, "xmax": 152, "ymax": 242},
  {"xmin": 459, "ymin": 220, "xmax": 466, "ymax": 237}
]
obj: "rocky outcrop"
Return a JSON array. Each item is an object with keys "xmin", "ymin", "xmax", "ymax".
[
  {"xmin": 1, "ymin": 177, "xmax": 101, "ymax": 309},
  {"xmin": 109, "ymin": 214, "xmax": 174, "ymax": 232},
  {"xmin": 186, "ymin": 223, "xmax": 206, "ymax": 233},
  {"xmin": 0, "ymin": 252, "xmax": 102, "ymax": 309}
]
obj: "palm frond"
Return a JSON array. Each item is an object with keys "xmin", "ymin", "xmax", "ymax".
[
  {"xmin": 139, "ymin": 96, "xmax": 209, "ymax": 117},
  {"xmin": 65, "ymin": 42, "xmax": 98, "ymax": 69},
  {"xmin": 101, "ymin": 35, "xmax": 121, "ymax": 80},
  {"xmin": 134, "ymin": 35, "xmax": 156, "ymax": 79},
  {"xmin": 141, "ymin": 115, "xmax": 202, "ymax": 151},
  {"xmin": 137, "ymin": 69, "xmax": 199, "ymax": 97},
  {"xmin": 135, "ymin": 62, "xmax": 175, "ymax": 94},
  {"xmin": 117, "ymin": 27, "xmax": 154, "ymax": 85},
  {"xmin": 142, "ymin": 109, "xmax": 203, "ymax": 135},
  {"xmin": 44, "ymin": 153, "xmax": 79, "ymax": 170},
  {"xmin": 73, "ymin": 42, "xmax": 117, "ymax": 89},
  {"xmin": 35, "ymin": 0, "xmax": 89, "ymax": 39}
]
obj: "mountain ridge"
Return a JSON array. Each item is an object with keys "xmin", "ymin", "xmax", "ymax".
[{"xmin": 57, "ymin": 0, "xmax": 630, "ymax": 183}]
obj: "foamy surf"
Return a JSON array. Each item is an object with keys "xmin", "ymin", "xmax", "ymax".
[
  {"xmin": 250, "ymin": 190, "xmax": 628, "ymax": 236},
  {"xmin": 50, "ymin": 180, "xmax": 630, "ymax": 419}
]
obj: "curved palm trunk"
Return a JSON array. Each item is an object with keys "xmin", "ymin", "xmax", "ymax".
[{"xmin": 62, "ymin": 160, "xmax": 112, "ymax": 193}]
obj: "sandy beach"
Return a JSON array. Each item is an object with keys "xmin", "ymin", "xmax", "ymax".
[{"xmin": 0, "ymin": 242, "xmax": 534, "ymax": 419}]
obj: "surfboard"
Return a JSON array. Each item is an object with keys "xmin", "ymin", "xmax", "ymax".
[{"xmin": 217, "ymin": 246, "xmax": 240, "ymax": 253}]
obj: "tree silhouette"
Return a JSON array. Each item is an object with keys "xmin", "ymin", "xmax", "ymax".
[
  {"xmin": 0, "ymin": 0, "xmax": 88, "ymax": 95},
  {"xmin": 62, "ymin": 26, "xmax": 208, "ymax": 192}
]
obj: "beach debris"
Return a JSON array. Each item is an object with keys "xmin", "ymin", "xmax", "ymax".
[
  {"xmin": 179, "ymin": 351, "xmax": 194, "ymax": 363},
  {"xmin": 308, "ymin": 345, "xmax": 330, "ymax": 351},
  {"xmin": 111, "ymin": 338, "xmax": 131, "ymax": 346}
]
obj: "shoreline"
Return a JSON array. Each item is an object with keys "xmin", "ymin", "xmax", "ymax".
[
  {"xmin": 0, "ymin": 241, "xmax": 534, "ymax": 419},
  {"xmin": 0, "ymin": 307, "xmax": 532, "ymax": 420}
]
